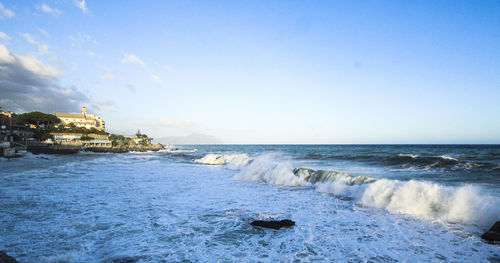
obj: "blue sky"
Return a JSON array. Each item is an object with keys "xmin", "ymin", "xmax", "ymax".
[{"xmin": 0, "ymin": 0, "xmax": 499, "ymax": 143}]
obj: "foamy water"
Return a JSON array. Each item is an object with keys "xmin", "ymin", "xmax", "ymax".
[{"xmin": 1, "ymin": 145, "xmax": 499, "ymax": 262}]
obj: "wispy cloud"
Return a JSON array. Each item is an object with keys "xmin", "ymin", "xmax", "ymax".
[
  {"xmin": 151, "ymin": 74, "xmax": 162, "ymax": 82},
  {"xmin": 74, "ymin": 0, "xmax": 87, "ymax": 13},
  {"xmin": 40, "ymin": 3, "xmax": 61, "ymax": 15},
  {"xmin": 38, "ymin": 44, "xmax": 49, "ymax": 54},
  {"xmin": 101, "ymin": 73, "xmax": 114, "ymax": 80},
  {"xmin": 151, "ymin": 74, "xmax": 167, "ymax": 87},
  {"xmin": 21, "ymin": 33, "xmax": 50, "ymax": 54},
  {"xmin": 21, "ymin": 33, "xmax": 36, "ymax": 45},
  {"xmin": 0, "ymin": 2, "xmax": 14, "ymax": 19},
  {"xmin": 87, "ymin": 51, "xmax": 94, "ymax": 56},
  {"xmin": 68, "ymin": 33, "xmax": 97, "ymax": 46},
  {"xmin": 100, "ymin": 65, "xmax": 111, "ymax": 71},
  {"xmin": 90, "ymin": 98, "xmax": 115, "ymax": 112},
  {"xmin": 38, "ymin": 28, "xmax": 49, "ymax": 37},
  {"xmin": 121, "ymin": 53, "xmax": 145, "ymax": 67},
  {"xmin": 0, "ymin": 31, "xmax": 11, "ymax": 41},
  {"xmin": 126, "ymin": 84, "xmax": 137, "ymax": 93}
]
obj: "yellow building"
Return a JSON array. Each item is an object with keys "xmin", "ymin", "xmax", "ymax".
[{"xmin": 55, "ymin": 106, "xmax": 106, "ymax": 131}]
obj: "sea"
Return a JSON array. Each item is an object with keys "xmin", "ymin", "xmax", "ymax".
[{"xmin": 1, "ymin": 144, "xmax": 499, "ymax": 262}]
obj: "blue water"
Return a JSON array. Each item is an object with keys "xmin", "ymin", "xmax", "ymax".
[{"xmin": 0, "ymin": 145, "xmax": 499, "ymax": 262}]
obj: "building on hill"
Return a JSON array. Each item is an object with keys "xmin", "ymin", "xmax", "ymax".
[
  {"xmin": 1, "ymin": 110, "xmax": 34, "ymax": 141},
  {"xmin": 55, "ymin": 106, "xmax": 106, "ymax": 131},
  {"xmin": 51, "ymin": 132, "xmax": 111, "ymax": 148}
]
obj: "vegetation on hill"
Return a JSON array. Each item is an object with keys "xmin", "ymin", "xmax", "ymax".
[
  {"xmin": 108, "ymin": 131, "xmax": 161, "ymax": 152},
  {"xmin": 51, "ymin": 125, "xmax": 107, "ymax": 135},
  {"xmin": 17, "ymin": 112, "xmax": 61, "ymax": 127},
  {"xmin": 79, "ymin": 135, "xmax": 95, "ymax": 141},
  {"xmin": 16, "ymin": 112, "xmax": 61, "ymax": 140}
]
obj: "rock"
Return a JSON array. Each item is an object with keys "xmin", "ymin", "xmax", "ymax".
[
  {"xmin": 251, "ymin": 219, "xmax": 295, "ymax": 230},
  {"xmin": 482, "ymin": 221, "xmax": 500, "ymax": 242},
  {"xmin": 0, "ymin": 251, "xmax": 18, "ymax": 263},
  {"xmin": 111, "ymin": 256, "xmax": 139, "ymax": 263}
]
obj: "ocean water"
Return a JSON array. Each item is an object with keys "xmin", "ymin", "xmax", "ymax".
[{"xmin": 1, "ymin": 145, "xmax": 499, "ymax": 262}]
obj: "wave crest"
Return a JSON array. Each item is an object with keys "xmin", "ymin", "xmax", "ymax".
[
  {"xmin": 194, "ymin": 152, "xmax": 499, "ymax": 228},
  {"xmin": 194, "ymin": 153, "xmax": 251, "ymax": 169},
  {"xmin": 234, "ymin": 155, "xmax": 309, "ymax": 186},
  {"xmin": 359, "ymin": 179, "xmax": 499, "ymax": 227},
  {"xmin": 293, "ymin": 168, "xmax": 374, "ymax": 185}
]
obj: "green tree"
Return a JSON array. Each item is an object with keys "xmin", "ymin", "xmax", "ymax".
[
  {"xmin": 80, "ymin": 135, "xmax": 95, "ymax": 141},
  {"xmin": 16, "ymin": 112, "xmax": 60, "ymax": 140},
  {"xmin": 17, "ymin": 112, "xmax": 61, "ymax": 128}
]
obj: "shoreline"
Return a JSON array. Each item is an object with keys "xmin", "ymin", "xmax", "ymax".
[{"xmin": 24, "ymin": 142, "xmax": 165, "ymax": 155}]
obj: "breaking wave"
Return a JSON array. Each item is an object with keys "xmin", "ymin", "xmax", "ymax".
[
  {"xmin": 360, "ymin": 180, "xmax": 499, "ymax": 227},
  {"xmin": 229, "ymin": 154, "xmax": 500, "ymax": 228},
  {"xmin": 161, "ymin": 147, "xmax": 198, "ymax": 153},
  {"xmin": 293, "ymin": 168, "xmax": 374, "ymax": 185},
  {"xmin": 194, "ymin": 153, "xmax": 251, "ymax": 169}
]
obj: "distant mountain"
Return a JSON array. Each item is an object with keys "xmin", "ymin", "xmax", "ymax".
[{"xmin": 154, "ymin": 133, "xmax": 223, "ymax": 145}]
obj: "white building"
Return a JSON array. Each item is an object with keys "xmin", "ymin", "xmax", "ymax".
[{"xmin": 55, "ymin": 106, "xmax": 106, "ymax": 131}]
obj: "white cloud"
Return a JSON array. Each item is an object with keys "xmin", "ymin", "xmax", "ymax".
[
  {"xmin": 100, "ymin": 65, "xmax": 111, "ymax": 71},
  {"xmin": 40, "ymin": 3, "xmax": 60, "ymax": 14},
  {"xmin": 0, "ymin": 44, "xmax": 92, "ymax": 113},
  {"xmin": 21, "ymin": 33, "xmax": 37, "ymax": 45},
  {"xmin": 151, "ymin": 74, "xmax": 167, "ymax": 88},
  {"xmin": 0, "ymin": 31, "xmax": 11, "ymax": 41},
  {"xmin": 0, "ymin": 43, "xmax": 59, "ymax": 77},
  {"xmin": 15, "ymin": 54, "xmax": 61, "ymax": 78},
  {"xmin": 49, "ymin": 54, "xmax": 64, "ymax": 65},
  {"xmin": 121, "ymin": 53, "xmax": 145, "ymax": 67},
  {"xmin": 21, "ymin": 33, "xmax": 50, "ymax": 54},
  {"xmin": 87, "ymin": 51, "xmax": 94, "ymax": 56},
  {"xmin": 38, "ymin": 28, "xmax": 49, "ymax": 37},
  {"xmin": 68, "ymin": 33, "xmax": 97, "ymax": 47},
  {"xmin": 74, "ymin": 0, "xmax": 87, "ymax": 13},
  {"xmin": 0, "ymin": 44, "xmax": 15, "ymax": 63},
  {"xmin": 38, "ymin": 44, "xmax": 49, "ymax": 54},
  {"xmin": 151, "ymin": 74, "xmax": 162, "ymax": 83},
  {"xmin": 101, "ymin": 73, "xmax": 114, "ymax": 80},
  {"xmin": 0, "ymin": 2, "xmax": 14, "ymax": 19}
]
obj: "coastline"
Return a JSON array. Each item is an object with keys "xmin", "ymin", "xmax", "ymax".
[{"xmin": 25, "ymin": 142, "xmax": 165, "ymax": 155}]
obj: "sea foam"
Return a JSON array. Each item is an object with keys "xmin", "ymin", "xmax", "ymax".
[
  {"xmin": 228, "ymin": 153, "xmax": 500, "ymax": 228},
  {"xmin": 194, "ymin": 153, "xmax": 251, "ymax": 169}
]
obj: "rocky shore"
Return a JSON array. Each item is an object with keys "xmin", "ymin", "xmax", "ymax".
[
  {"xmin": 85, "ymin": 143, "xmax": 164, "ymax": 153},
  {"xmin": 0, "ymin": 251, "xmax": 18, "ymax": 263},
  {"xmin": 26, "ymin": 142, "xmax": 164, "ymax": 155}
]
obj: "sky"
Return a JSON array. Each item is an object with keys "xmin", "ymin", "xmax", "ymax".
[{"xmin": 0, "ymin": 0, "xmax": 499, "ymax": 144}]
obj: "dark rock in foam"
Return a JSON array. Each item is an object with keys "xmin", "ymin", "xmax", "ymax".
[
  {"xmin": 251, "ymin": 219, "xmax": 295, "ymax": 230},
  {"xmin": 481, "ymin": 221, "xmax": 500, "ymax": 242},
  {"xmin": 0, "ymin": 251, "xmax": 18, "ymax": 263}
]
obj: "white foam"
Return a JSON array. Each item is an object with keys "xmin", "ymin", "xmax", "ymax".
[
  {"xmin": 161, "ymin": 147, "xmax": 198, "ymax": 153},
  {"xmin": 398, "ymin": 154, "xmax": 419, "ymax": 158},
  {"xmin": 234, "ymin": 154, "xmax": 310, "ymax": 186},
  {"xmin": 194, "ymin": 153, "xmax": 251, "ymax": 169},
  {"xmin": 232, "ymin": 154, "xmax": 500, "ymax": 228},
  {"xmin": 440, "ymin": 155, "xmax": 458, "ymax": 161},
  {"xmin": 358, "ymin": 179, "xmax": 499, "ymax": 227}
]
